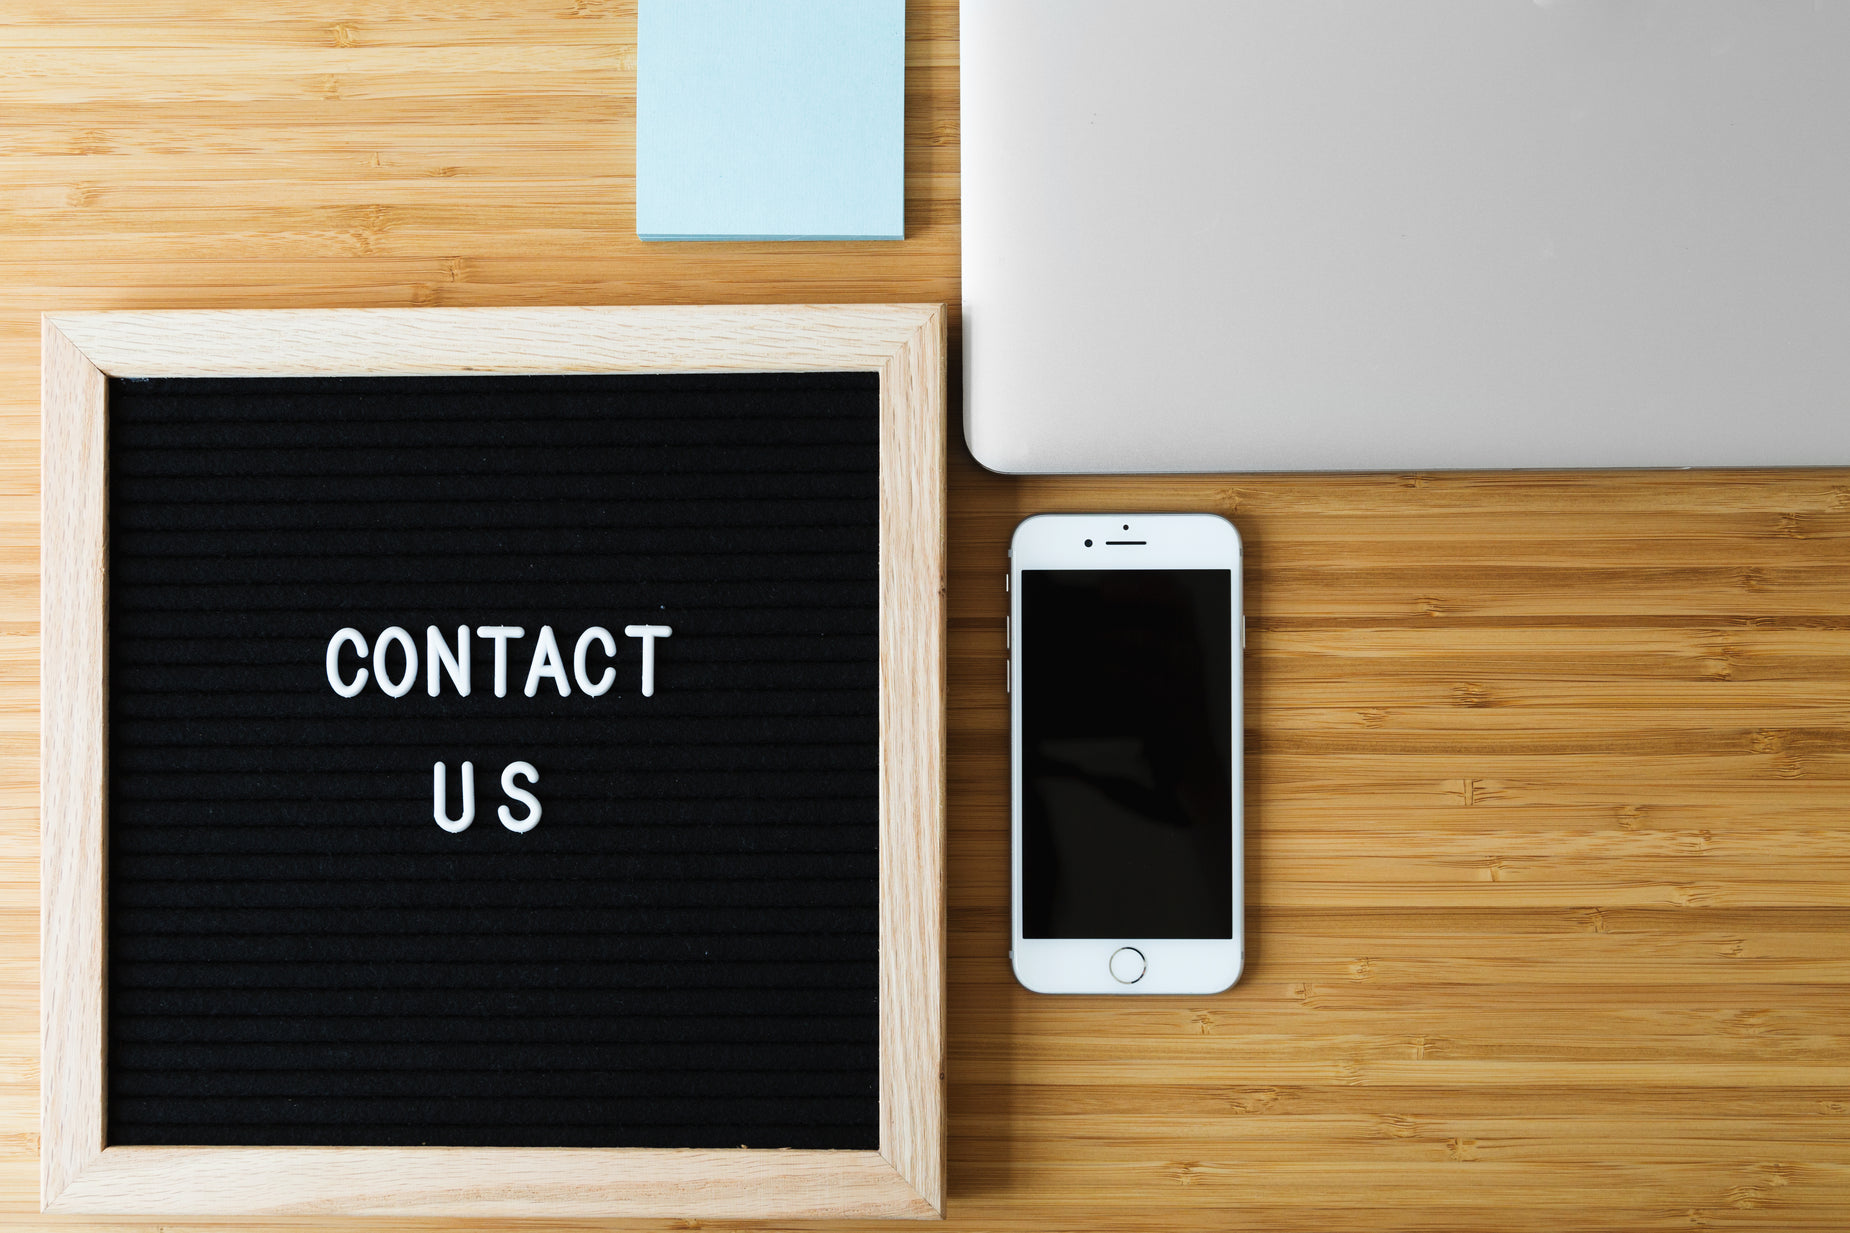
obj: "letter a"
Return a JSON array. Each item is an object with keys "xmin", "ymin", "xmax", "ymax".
[{"xmin": 523, "ymin": 625, "xmax": 572, "ymax": 697}]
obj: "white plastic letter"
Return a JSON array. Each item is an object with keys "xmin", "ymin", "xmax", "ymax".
[
  {"xmin": 523, "ymin": 625, "xmax": 572, "ymax": 698},
  {"xmin": 476, "ymin": 626, "xmax": 525, "ymax": 697},
  {"xmin": 573, "ymin": 626, "xmax": 616, "ymax": 696},
  {"xmin": 498, "ymin": 761, "xmax": 541, "ymax": 832},
  {"xmin": 433, "ymin": 760, "xmax": 475, "ymax": 832},
  {"xmin": 326, "ymin": 628, "xmax": 369, "ymax": 697},
  {"xmin": 624, "ymin": 624, "xmax": 673, "ymax": 697},
  {"xmin": 373, "ymin": 626, "xmax": 418, "ymax": 698},
  {"xmin": 426, "ymin": 625, "xmax": 471, "ymax": 697}
]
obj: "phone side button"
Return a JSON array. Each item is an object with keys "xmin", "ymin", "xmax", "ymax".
[
  {"xmin": 1109, "ymin": 947, "xmax": 1145, "ymax": 984},
  {"xmin": 1005, "ymin": 661, "xmax": 1010, "ymax": 693},
  {"xmin": 1241, "ymin": 614, "xmax": 1247, "ymax": 650}
]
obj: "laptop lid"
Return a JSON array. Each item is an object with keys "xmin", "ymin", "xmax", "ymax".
[{"xmin": 962, "ymin": 0, "xmax": 1850, "ymax": 473}]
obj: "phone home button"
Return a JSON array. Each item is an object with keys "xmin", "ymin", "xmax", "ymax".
[{"xmin": 1108, "ymin": 947, "xmax": 1146, "ymax": 984}]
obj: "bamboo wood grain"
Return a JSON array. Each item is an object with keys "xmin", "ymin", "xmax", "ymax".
[
  {"xmin": 37, "ymin": 306, "xmax": 946, "ymax": 1219},
  {"xmin": 5, "ymin": 0, "xmax": 1850, "ymax": 1228}
]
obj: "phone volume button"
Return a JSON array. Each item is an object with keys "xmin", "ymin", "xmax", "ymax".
[{"xmin": 1005, "ymin": 661, "xmax": 1011, "ymax": 693}]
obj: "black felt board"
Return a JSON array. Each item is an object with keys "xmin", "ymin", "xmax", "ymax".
[{"xmin": 105, "ymin": 373, "xmax": 879, "ymax": 1149}]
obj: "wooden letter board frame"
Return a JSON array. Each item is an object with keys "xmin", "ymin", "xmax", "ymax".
[{"xmin": 40, "ymin": 305, "xmax": 947, "ymax": 1220}]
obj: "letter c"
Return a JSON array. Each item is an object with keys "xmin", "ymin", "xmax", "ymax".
[
  {"xmin": 574, "ymin": 626, "xmax": 616, "ymax": 696},
  {"xmin": 326, "ymin": 628, "xmax": 369, "ymax": 697}
]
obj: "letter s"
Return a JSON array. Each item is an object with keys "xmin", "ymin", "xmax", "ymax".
[{"xmin": 499, "ymin": 761, "xmax": 541, "ymax": 833}]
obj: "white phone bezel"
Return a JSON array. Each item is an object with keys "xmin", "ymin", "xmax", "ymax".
[{"xmin": 1008, "ymin": 513, "xmax": 1244, "ymax": 995}]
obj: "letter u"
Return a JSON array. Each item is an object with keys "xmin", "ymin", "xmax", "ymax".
[{"xmin": 433, "ymin": 760, "xmax": 475, "ymax": 832}]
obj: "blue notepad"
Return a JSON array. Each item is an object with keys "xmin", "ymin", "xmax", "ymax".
[{"xmin": 637, "ymin": 0, "xmax": 905, "ymax": 241}]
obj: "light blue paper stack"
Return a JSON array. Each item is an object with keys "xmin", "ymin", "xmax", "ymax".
[{"xmin": 637, "ymin": 0, "xmax": 906, "ymax": 241}]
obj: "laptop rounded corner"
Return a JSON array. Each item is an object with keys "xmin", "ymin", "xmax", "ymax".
[{"xmin": 962, "ymin": 416, "xmax": 1033, "ymax": 476}]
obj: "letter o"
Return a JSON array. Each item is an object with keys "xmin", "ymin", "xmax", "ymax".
[
  {"xmin": 326, "ymin": 628, "xmax": 369, "ymax": 698},
  {"xmin": 373, "ymin": 626, "xmax": 419, "ymax": 698}
]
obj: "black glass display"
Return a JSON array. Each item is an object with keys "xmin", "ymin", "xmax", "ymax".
[{"xmin": 1020, "ymin": 569, "xmax": 1234, "ymax": 939}]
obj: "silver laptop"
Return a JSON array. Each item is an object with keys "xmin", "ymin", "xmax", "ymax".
[{"xmin": 962, "ymin": 0, "xmax": 1850, "ymax": 474}]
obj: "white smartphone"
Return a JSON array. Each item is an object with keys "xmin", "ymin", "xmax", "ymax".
[{"xmin": 1009, "ymin": 513, "xmax": 1244, "ymax": 995}]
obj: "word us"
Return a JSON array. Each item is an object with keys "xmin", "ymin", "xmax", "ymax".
[
  {"xmin": 326, "ymin": 623, "xmax": 674, "ymax": 699},
  {"xmin": 433, "ymin": 760, "xmax": 540, "ymax": 834}
]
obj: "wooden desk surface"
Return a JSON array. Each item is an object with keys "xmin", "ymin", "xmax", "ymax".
[{"xmin": 3, "ymin": 2, "xmax": 1847, "ymax": 1229}]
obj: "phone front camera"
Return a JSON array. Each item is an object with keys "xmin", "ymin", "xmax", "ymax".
[{"xmin": 1084, "ymin": 539, "xmax": 1093, "ymax": 547}]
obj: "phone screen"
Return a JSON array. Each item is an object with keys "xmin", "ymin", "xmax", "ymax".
[{"xmin": 1020, "ymin": 569, "xmax": 1234, "ymax": 939}]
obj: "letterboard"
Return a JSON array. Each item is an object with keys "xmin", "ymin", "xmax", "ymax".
[{"xmin": 105, "ymin": 371, "xmax": 880, "ymax": 1150}]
